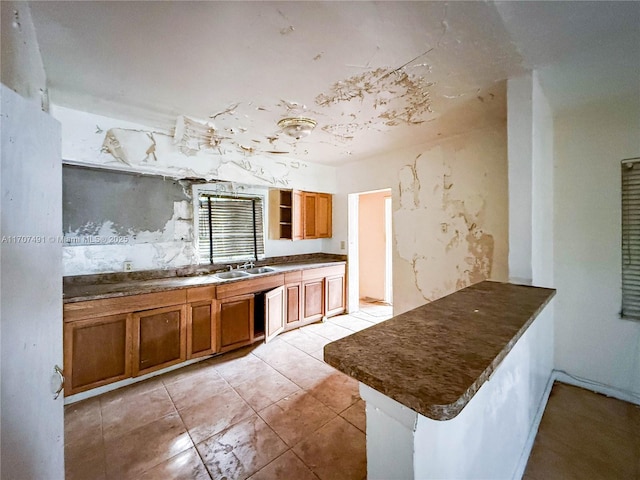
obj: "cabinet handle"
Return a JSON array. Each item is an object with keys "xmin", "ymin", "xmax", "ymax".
[{"xmin": 52, "ymin": 365, "xmax": 64, "ymax": 400}]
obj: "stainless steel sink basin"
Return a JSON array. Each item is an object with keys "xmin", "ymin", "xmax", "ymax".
[
  {"xmin": 245, "ymin": 267, "xmax": 275, "ymax": 275},
  {"xmin": 215, "ymin": 270, "xmax": 250, "ymax": 279}
]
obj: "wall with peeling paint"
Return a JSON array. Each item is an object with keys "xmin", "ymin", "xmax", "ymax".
[
  {"xmin": 51, "ymin": 106, "xmax": 337, "ymax": 193},
  {"xmin": 62, "ymin": 166, "xmax": 197, "ymax": 275},
  {"xmin": 554, "ymin": 95, "xmax": 640, "ymax": 398},
  {"xmin": 56, "ymin": 107, "xmax": 336, "ymax": 275},
  {"xmin": 335, "ymin": 124, "xmax": 508, "ymax": 314}
]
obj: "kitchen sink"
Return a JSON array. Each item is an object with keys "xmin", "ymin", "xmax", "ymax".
[
  {"xmin": 245, "ymin": 267, "xmax": 275, "ymax": 275},
  {"xmin": 215, "ymin": 270, "xmax": 250, "ymax": 279}
]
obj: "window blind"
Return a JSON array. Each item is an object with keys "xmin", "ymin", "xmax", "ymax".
[
  {"xmin": 198, "ymin": 194, "xmax": 265, "ymax": 264},
  {"xmin": 621, "ymin": 159, "xmax": 640, "ymax": 320}
]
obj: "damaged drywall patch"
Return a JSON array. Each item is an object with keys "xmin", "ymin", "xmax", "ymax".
[
  {"xmin": 62, "ymin": 165, "xmax": 198, "ymax": 275},
  {"xmin": 63, "ymin": 165, "xmax": 190, "ymax": 236},
  {"xmin": 395, "ymin": 141, "xmax": 500, "ymax": 302}
]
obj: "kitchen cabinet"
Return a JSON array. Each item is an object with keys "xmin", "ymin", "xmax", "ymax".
[
  {"xmin": 302, "ymin": 278, "xmax": 325, "ymax": 323},
  {"xmin": 269, "ymin": 189, "xmax": 331, "ymax": 240},
  {"xmin": 316, "ymin": 193, "xmax": 332, "ymax": 238},
  {"xmin": 325, "ymin": 272, "xmax": 346, "ymax": 317},
  {"xmin": 292, "ymin": 190, "xmax": 304, "ymax": 240},
  {"xmin": 301, "ymin": 264, "xmax": 346, "ymax": 323},
  {"xmin": 132, "ymin": 304, "xmax": 187, "ymax": 376},
  {"xmin": 186, "ymin": 286, "xmax": 217, "ymax": 359},
  {"xmin": 217, "ymin": 293, "xmax": 254, "ymax": 353},
  {"xmin": 264, "ymin": 286, "xmax": 285, "ymax": 342},
  {"xmin": 283, "ymin": 270, "xmax": 303, "ymax": 331},
  {"xmin": 63, "ymin": 313, "xmax": 132, "ymax": 396},
  {"xmin": 62, "ymin": 263, "xmax": 345, "ymax": 396},
  {"xmin": 303, "ymin": 192, "xmax": 318, "ymax": 239}
]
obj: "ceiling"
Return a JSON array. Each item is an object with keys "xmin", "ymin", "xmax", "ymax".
[{"xmin": 29, "ymin": 1, "xmax": 640, "ymax": 165}]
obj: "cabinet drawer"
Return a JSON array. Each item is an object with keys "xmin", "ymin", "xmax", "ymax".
[
  {"xmin": 216, "ymin": 274, "xmax": 284, "ymax": 299},
  {"xmin": 301, "ymin": 265, "xmax": 345, "ymax": 281},
  {"xmin": 284, "ymin": 271, "xmax": 302, "ymax": 283},
  {"xmin": 187, "ymin": 286, "xmax": 216, "ymax": 303},
  {"xmin": 64, "ymin": 290, "xmax": 187, "ymax": 322}
]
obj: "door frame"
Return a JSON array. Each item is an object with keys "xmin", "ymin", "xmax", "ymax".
[{"xmin": 347, "ymin": 188, "xmax": 393, "ymax": 313}]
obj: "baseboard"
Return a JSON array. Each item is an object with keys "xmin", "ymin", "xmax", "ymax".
[
  {"xmin": 553, "ymin": 370, "xmax": 640, "ymax": 406},
  {"xmin": 511, "ymin": 372, "xmax": 555, "ymax": 480}
]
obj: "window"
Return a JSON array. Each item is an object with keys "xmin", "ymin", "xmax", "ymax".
[
  {"xmin": 197, "ymin": 193, "xmax": 265, "ymax": 264},
  {"xmin": 621, "ymin": 158, "xmax": 640, "ymax": 320}
]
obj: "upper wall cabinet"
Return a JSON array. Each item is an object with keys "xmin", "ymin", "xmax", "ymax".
[{"xmin": 269, "ymin": 189, "xmax": 332, "ymax": 240}]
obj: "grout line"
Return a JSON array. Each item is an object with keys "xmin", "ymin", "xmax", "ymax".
[{"xmin": 289, "ymin": 448, "xmax": 323, "ymax": 480}]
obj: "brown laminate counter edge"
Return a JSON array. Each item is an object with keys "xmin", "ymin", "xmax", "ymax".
[
  {"xmin": 323, "ymin": 281, "xmax": 556, "ymax": 421},
  {"xmin": 64, "ymin": 259, "xmax": 346, "ymax": 303}
]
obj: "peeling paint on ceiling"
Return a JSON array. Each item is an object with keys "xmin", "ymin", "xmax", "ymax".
[{"xmin": 29, "ymin": 1, "xmax": 527, "ymax": 165}]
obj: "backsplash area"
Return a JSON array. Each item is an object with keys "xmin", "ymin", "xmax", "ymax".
[{"xmin": 63, "ymin": 253, "xmax": 346, "ymax": 285}]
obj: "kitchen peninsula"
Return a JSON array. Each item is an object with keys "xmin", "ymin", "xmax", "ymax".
[{"xmin": 324, "ymin": 281, "xmax": 555, "ymax": 479}]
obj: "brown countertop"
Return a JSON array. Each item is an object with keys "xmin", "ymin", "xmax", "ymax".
[
  {"xmin": 64, "ymin": 260, "xmax": 345, "ymax": 303},
  {"xmin": 323, "ymin": 281, "xmax": 555, "ymax": 421}
]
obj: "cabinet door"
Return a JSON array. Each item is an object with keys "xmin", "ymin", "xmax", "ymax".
[
  {"xmin": 187, "ymin": 300, "xmax": 216, "ymax": 359},
  {"xmin": 302, "ymin": 278, "xmax": 325, "ymax": 322},
  {"xmin": 217, "ymin": 294, "xmax": 254, "ymax": 353},
  {"xmin": 292, "ymin": 190, "xmax": 304, "ymax": 241},
  {"xmin": 303, "ymin": 192, "xmax": 318, "ymax": 239},
  {"xmin": 326, "ymin": 274, "xmax": 346, "ymax": 317},
  {"xmin": 64, "ymin": 313, "xmax": 132, "ymax": 396},
  {"xmin": 133, "ymin": 305, "xmax": 187, "ymax": 376},
  {"xmin": 286, "ymin": 282, "xmax": 302, "ymax": 327},
  {"xmin": 265, "ymin": 286, "xmax": 285, "ymax": 342},
  {"xmin": 316, "ymin": 193, "xmax": 332, "ymax": 238}
]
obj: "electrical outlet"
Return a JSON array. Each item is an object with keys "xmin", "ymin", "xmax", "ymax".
[
  {"xmin": 123, "ymin": 261, "xmax": 133, "ymax": 272},
  {"xmin": 340, "ymin": 240, "xmax": 346, "ymax": 250}
]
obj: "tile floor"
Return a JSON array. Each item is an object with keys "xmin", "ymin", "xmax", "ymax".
[
  {"xmin": 69, "ymin": 301, "xmax": 639, "ymax": 480},
  {"xmin": 524, "ymin": 382, "xmax": 640, "ymax": 480},
  {"xmin": 64, "ymin": 302, "xmax": 392, "ymax": 480}
]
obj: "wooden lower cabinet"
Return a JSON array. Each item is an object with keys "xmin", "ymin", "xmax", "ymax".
[
  {"xmin": 326, "ymin": 273, "xmax": 346, "ymax": 317},
  {"xmin": 218, "ymin": 294, "xmax": 254, "ymax": 353},
  {"xmin": 63, "ymin": 313, "xmax": 132, "ymax": 396},
  {"xmin": 265, "ymin": 286, "xmax": 285, "ymax": 342},
  {"xmin": 286, "ymin": 282, "xmax": 302, "ymax": 327},
  {"xmin": 302, "ymin": 278, "xmax": 325, "ymax": 322},
  {"xmin": 63, "ymin": 263, "xmax": 347, "ymax": 396},
  {"xmin": 132, "ymin": 305, "xmax": 187, "ymax": 376},
  {"xmin": 188, "ymin": 300, "xmax": 216, "ymax": 359}
]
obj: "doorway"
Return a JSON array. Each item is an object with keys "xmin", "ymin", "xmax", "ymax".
[{"xmin": 347, "ymin": 189, "xmax": 393, "ymax": 315}]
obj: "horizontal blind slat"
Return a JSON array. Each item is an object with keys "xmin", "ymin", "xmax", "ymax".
[
  {"xmin": 197, "ymin": 193, "xmax": 265, "ymax": 263},
  {"xmin": 621, "ymin": 161, "xmax": 640, "ymax": 319}
]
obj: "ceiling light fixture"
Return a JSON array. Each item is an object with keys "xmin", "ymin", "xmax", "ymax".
[{"xmin": 277, "ymin": 117, "xmax": 317, "ymax": 140}]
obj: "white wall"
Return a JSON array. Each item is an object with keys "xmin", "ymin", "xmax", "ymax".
[
  {"xmin": 507, "ymin": 75, "xmax": 533, "ymax": 285},
  {"xmin": 554, "ymin": 94, "xmax": 640, "ymax": 397},
  {"xmin": 531, "ymin": 74, "xmax": 554, "ymax": 287},
  {"xmin": 336, "ymin": 125, "xmax": 509, "ymax": 314},
  {"xmin": 0, "ymin": 2, "xmax": 48, "ymax": 109},
  {"xmin": 507, "ymin": 72, "xmax": 555, "ymax": 289}
]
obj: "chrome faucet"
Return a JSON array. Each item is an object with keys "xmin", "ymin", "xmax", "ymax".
[
  {"xmin": 226, "ymin": 265, "xmax": 234, "ymax": 271},
  {"xmin": 239, "ymin": 261, "xmax": 255, "ymax": 270}
]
